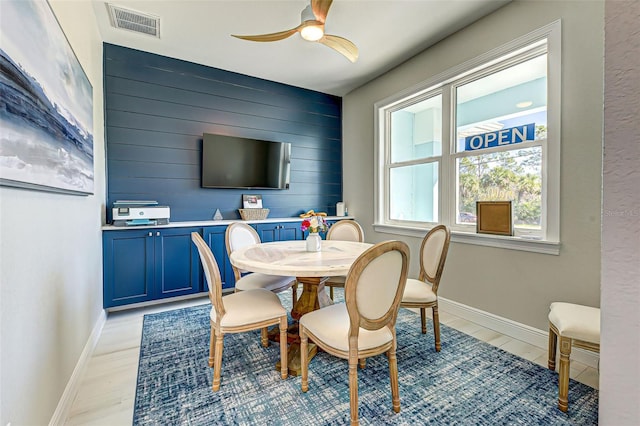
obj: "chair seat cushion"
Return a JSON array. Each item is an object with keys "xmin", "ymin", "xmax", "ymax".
[
  {"xmin": 235, "ymin": 272, "xmax": 295, "ymax": 292},
  {"xmin": 548, "ymin": 302, "xmax": 600, "ymax": 343},
  {"xmin": 402, "ymin": 278, "xmax": 437, "ymax": 303},
  {"xmin": 300, "ymin": 303, "xmax": 393, "ymax": 352},
  {"xmin": 213, "ymin": 289, "xmax": 286, "ymax": 327}
]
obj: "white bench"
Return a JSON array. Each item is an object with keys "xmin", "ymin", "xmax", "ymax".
[{"xmin": 548, "ymin": 302, "xmax": 600, "ymax": 412}]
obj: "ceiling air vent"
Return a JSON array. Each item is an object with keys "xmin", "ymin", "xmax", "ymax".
[{"xmin": 107, "ymin": 4, "xmax": 160, "ymax": 38}]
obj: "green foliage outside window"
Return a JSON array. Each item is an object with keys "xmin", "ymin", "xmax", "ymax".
[{"xmin": 458, "ymin": 147, "xmax": 542, "ymax": 227}]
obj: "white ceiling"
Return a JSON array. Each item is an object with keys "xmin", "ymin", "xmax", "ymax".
[{"xmin": 92, "ymin": 0, "xmax": 511, "ymax": 96}]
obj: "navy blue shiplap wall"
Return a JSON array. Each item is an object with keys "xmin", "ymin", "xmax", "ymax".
[{"xmin": 104, "ymin": 43, "xmax": 342, "ymax": 222}]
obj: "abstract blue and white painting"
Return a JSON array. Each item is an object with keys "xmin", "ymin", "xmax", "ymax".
[{"xmin": 0, "ymin": 0, "xmax": 93, "ymax": 195}]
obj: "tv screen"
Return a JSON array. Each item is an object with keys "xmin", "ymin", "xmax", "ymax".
[{"xmin": 201, "ymin": 133, "xmax": 291, "ymax": 189}]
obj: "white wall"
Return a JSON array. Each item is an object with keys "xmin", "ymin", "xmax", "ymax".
[
  {"xmin": 343, "ymin": 0, "xmax": 603, "ymax": 332},
  {"xmin": 0, "ymin": 1, "xmax": 105, "ymax": 424},
  {"xmin": 600, "ymin": 0, "xmax": 640, "ymax": 423}
]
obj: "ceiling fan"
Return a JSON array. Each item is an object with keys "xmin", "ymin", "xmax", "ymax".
[{"xmin": 231, "ymin": 0, "xmax": 359, "ymax": 63}]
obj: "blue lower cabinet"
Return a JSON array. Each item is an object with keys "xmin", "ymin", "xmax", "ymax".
[
  {"xmin": 202, "ymin": 226, "xmax": 234, "ymax": 290},
  {"xmin": 103, "ymin": 220, "xmax": 339, "ymax": 308},
  {"xmin": 154, "ymin": 228, "xmax": 201, "ymax": 297},
  {"xmin": 255, "ymin": 221, "xmax": 304, "ymax": 242},
  {"xmin": 103, "ymin": 227, "xmax": 202, "ymax": 308}
]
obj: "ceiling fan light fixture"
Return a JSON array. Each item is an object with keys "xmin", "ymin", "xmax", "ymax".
[
  {"xmin": 232, "ymin": 1, "xmax": 358, "ymax": 62},
  {"xmin": 300, "ymin": 24, "xmax": 324, "ymax": 41}
]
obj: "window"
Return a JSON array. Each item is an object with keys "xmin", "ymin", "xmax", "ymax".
[
  {"xmin": 375, "ymin": 22, "xmax": 561, "ymax": 254},
  {"xmin": 388, "ymin": 94, "xmax": 442, "ymax": 223}
]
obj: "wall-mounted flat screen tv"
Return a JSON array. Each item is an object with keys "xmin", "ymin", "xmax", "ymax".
[{"xmin": 201, "ymin": 133, "xmax": 291, "ymax": 189}]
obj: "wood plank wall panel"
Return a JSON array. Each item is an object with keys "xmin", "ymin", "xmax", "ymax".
[{"xmin": 104, "ymin": 43, "xmax": 342, "ymax": 222}]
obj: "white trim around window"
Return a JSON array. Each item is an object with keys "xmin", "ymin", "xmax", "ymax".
[{"xmin": 374, "ymin": 20, "xmax": 562, "ymax": 255}]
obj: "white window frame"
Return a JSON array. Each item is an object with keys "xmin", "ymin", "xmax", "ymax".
[
  {"xmin": 385, "ymin": 89, "xmax": 443, "ymax": 226},
  {"xmin": 374, "ymin": 21, "xmax": 561, "ymax": 255}
]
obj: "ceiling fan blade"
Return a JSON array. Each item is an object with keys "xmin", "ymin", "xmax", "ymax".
[
  {"xmin": 319, "ymin": 34, "xmax": 359, "ymax": 62},
  {"xmin": 311, "ymin": 0, "xmax": 333, "ymax": 23},
  {"xmin": 231, "ymin": 26, "xmax": 301, "ymax": 42}
]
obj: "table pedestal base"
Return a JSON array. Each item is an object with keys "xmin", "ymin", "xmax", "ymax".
[
  {"xmin": 291, "ymin": 276, "xmax": 333, "ymax": 321},
  {"xmin": 273, "ymin": 276, "xmax": 332, "ymax": 376}
]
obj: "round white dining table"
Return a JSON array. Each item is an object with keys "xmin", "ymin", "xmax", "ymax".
[{"xmin": 229, "ymin": 239, "xmax": 373, "ymax": 375}]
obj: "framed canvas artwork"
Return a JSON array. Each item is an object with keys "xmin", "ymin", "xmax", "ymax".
[{"xmin": 0, "ymin": 0, "xmax": 94, "ymax": 195}]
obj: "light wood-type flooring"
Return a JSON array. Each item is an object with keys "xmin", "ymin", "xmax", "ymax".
[{"xmin": 64, "ymin": 292, "xmax": 599, "ymax": 425}]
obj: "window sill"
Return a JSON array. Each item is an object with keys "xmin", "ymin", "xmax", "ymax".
[{"xmin": 373, "ymin": 224, "xmax": 560, "ymax": 255}]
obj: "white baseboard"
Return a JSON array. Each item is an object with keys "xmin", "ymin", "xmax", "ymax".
[
  {"xmin": 106, "ymin": 292, "xmax": 209, "ymax": 312},
  {"xmin": 49, "ymin": 309, "xmax": 107, "ymax": 426},
  {"xmin": 438, "ymin": 297, "xmax": 599, "ymax": 370}
]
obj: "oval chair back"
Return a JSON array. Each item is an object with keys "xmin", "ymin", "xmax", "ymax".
[
  {"xmin": 191, "ymin": 232, "xmax": 225, "ymax": 320},
  {"xmin": 345, "ymin": 240, "xmax": 409, "ymax": 335},
  {"xmin": 324, "ymin": 220, "xmax": 365, "ymax": 300},
  {"xmin": 226, "ymin": 222, "xmax": 261, "ymax": 277},
  {"xmin": 327, "ymin": 219, "xmax": 364, "ymax": 242},
  {"xmin": 419, "ymin": 224, "xmax": 451, "ymax": 293}
]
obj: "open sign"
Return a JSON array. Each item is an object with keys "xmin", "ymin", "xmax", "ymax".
[{"xmin": 464, "ymin": 123, "xmax": 535, "ymax": 151}]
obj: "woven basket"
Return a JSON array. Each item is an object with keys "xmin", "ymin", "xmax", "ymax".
[{"xmin": 238, "ymin": 208, "xmax": 270, "ymax": 220}]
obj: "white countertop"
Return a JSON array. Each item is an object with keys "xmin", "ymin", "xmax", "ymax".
[
  {"xmin": 229, "ymin": 240, "xmax": 373, "ymax": 277},
  {"xmin": 102, "ymin": 216, "xmax": 354, "ymax": 231}
]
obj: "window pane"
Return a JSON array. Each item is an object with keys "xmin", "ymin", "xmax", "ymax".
[
  {"xmin": 390, "ymin": 163, "xmax": 438, "ymax": 222},
  {"xmin": 456, "ymin": 55, "xmax": 547, "ymax": 153},
  {"xmin": 457, "ymin": 147, "xmax": 542, "ymax": 229},
  {"xmin": 390, "ymin": 95, "xmax": 442, "ymax": 163}
]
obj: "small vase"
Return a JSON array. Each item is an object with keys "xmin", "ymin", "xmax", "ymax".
[{"xmin": 306, "ymin": 232, "xmax": 321, "ymax": 252}]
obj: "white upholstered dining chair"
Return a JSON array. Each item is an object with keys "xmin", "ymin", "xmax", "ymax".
[
  {"xmin": 300, "ymin": 240, "xmax": 410, "ymax": 426},
  {"xmin": 191, "ymin": 232, "xmax": 288, "ymax": 391},
  {"xmin": 225, "ymin": 222, "xmax": 298, "ymax": 303},
  {"xmin": 400, "ymin": 224, "xmax": 451, "ymax": 352},
  {"xmin": 324, "ymin": 219, "xmax": 365, "ymax": 300}
]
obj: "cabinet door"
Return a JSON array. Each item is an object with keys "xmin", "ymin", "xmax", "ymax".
[
  {"xmin": 255, "ymin": 223, "xmax": 279, "ymax": 242},
  {"xmin": 155, "ymin": 228, "xmax": 201, "ymax": 298},
  {"xmin": 256, "ymin": 222, "xmax": 303, "ymax": 242},
  {"xmin": 203, "ymin": 226, "xmax": 234, "ymax": 289},
  {"xmin": 103, "ymin": 230, "xmax": 154, "ymax": 308},
  {"xmin": 279, "ymin": 222, "xmax": 303, "ymax": 240}
]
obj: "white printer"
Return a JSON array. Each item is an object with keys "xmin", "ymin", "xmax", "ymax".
[{"xmin": 112, "ymin": 200, "xmax": 170, "ymax": 226}]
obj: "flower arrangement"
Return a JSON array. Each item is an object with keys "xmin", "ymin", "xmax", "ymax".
[{"xmin": 301, "ymin": 215, "xmax": 328, "ymax": 234}]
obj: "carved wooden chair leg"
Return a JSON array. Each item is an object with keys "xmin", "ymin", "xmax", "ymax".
[
  {"xmin": 208, "ymin": 322, "xmax": 215, "ymax": 367},
  {"xmin": 300, "ymin": 326, "xmax": 309, "ymax": 393},
  {"xmin": 388, "ymin": 348, "xmax": 401, "ymax": 413},
  {"xmin": 329, "ymin": 286, "xmax": 334, "ymax": 300},
  {"xmin": 432, "ymin": 305, "xmax": 441, "ymax": 352},
  {"xmin": 279, "ymin": 316, "xmax": 288, "ymax": 379},
  {"xmin": 420, "ymin": 308, "xmax": 427, "ymax": 334},
  {"xmin": 358, "ymin": 358, "xmax": 366, "ymax": 369},
  {"xmin": 212, "ymin": 330, "xmax": 224, "ymax": 391},
  {"xmin": 260, "ymin": 327, "xmax": 269, "ymax": 347},
  {"xmin": 348, "ymin": 352, "xmax": 360, "ymax": 426}
]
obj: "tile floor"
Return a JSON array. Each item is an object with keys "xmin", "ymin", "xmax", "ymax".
[{"xmin": 64, "ymin": 293, "xmax": 599, "ymax": 425}]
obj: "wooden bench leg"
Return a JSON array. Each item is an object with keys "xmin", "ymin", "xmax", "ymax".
[
  {"xmin": 548, "ymin": 325, "xmax": 557, "ymax": 370},
  {"xmin": 558, "ymin": 336, "xmax": 572, "ymax": 412}
]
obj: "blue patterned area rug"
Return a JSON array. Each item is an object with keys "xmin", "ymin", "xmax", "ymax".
[{"xmin": 133, "ymin": 291, "xmax": 598, "ymax": 425}]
